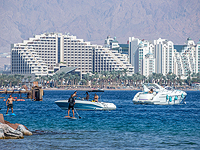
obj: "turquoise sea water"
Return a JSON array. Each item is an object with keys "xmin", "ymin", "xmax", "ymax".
[{"xmin": 0, "ymin": 90, "xmax": 200, "ymax": 149}]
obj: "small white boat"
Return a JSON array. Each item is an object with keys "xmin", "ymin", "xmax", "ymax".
[
  {"xmin": 55, "ymin": 90, "xmax": 116, "ymax": 111},
  {"xmin": 132, "ymin": 83, "xmax": 187, "ymax": 105}
]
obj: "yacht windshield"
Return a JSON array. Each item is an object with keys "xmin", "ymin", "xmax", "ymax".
[
  {"xmin": 143, "ymin": 83, "xmax": 160, "ymax": 90},
  {"xmin": 164, "ymin": 86, "xmax": 174, "ymax": 90},
  {"xmin": 143, "ymin": 83, "xmax": 163, "ymax": 92}
]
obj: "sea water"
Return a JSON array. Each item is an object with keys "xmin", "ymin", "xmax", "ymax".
[{"xmin": 0, "ymin": 90, "xmax": 199, "ymax": 149}]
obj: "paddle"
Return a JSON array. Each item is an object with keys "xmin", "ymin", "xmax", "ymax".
[{"xmin": 74, "ymin": 108, "xmax": 81, "ymax": 119}]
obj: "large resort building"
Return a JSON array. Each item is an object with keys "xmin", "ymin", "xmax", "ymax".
[
  {"xmin": 11, "ymin": 32, "xmax": 200, "ymax": 78},
  {"xmin": 11, "ymin": 33, "xmax": 134, "ymax": 76}
]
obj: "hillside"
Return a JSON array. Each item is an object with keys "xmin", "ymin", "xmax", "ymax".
[{"xmin": 0, "ymin": 0, "xmax": 200, "ymax": 54}]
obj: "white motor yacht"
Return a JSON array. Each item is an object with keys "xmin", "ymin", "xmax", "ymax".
[
  {"xmin": 132, "ymin": 83, "xmax": 187, "ymax": 105},
  {"xmin": 55, "ymin": 90, "xmax": 116, "ymax": 111}
]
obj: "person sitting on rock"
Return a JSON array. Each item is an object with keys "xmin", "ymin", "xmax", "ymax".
[{"xmin": 6, "ymin": 95, "xmax": 15, "ymax": 114}]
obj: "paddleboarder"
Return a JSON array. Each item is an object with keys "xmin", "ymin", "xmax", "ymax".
[{"xmin": 66, "ymin": 94, "xmax": 75, "ymax": 118}]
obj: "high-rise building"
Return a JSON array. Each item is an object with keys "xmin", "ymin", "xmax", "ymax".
[
  {"xmin": 129, "ymin": 37, "xmax": 155, "ymax": 75},
  {"xmin": 129, "ymin": 36, "xmax": 199, "ymax": 78},
  {"xmin": 143, "ymin": 53, "xmax": 155, "ymax": 77},
  {"xmin": 173, "ymin": 38, "xmax": 198, "ymax": 77},
  {"xmin": 128, "ymin": 37, "xmax": 140, "ymax": 68},
  {"xmin": 154, "ymin": 38, "xmax": 174, "ymax": 75},
  {"xmin": 11, "ymin": 33, "xmax": 134, "ymax": 76},
  {"xmin": 197, "ymin": 40, "xmax": 200, "ymax": 73}
]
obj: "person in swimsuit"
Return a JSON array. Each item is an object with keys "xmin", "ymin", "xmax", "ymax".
[
  {"xmin": 6, "ymin": 95, "xmax": 15, "ymax": 114},
  {"xmin": 148, "ymin": 88, "xmax": 153, "ymax": 94},
  {"xmin": 85, "ymin": 92, "xmax": 89, "ymax": 100},
  {"xmin": 94, "ymin": 94, "xmax": 99, "ymax": 102},
  {"xmin": 72, "ymin": 91, "xmax": 77, "ymax": 98}
]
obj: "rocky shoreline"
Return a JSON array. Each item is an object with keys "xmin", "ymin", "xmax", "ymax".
[{"xmin": 0, "ymin": 114, "xmax": 32, "ymax": 139}]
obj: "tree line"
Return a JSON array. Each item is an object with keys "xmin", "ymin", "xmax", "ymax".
[{"xmin": 0, "ymin": 70, "xmax": 200, "ymax": 89}]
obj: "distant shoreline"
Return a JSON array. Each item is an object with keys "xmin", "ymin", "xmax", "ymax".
[
  {"xmin": 43, "ymin": 88, "xmax": 200, "ymax": 91},
  {"xmin": 43, "ymin": 88, "xmax": 141, "ymax": 91}
]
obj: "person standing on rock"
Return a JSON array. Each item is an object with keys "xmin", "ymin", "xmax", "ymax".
[{"xmin": 6, "ymin": 95, "xmax": 15, "ymax": 114}]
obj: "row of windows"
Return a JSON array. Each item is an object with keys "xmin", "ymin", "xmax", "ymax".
[
  {"xmin": 65, "ymin": 58, "xmax": 92, "ymax": 60},
  {"xmin": 29, "ymin": 44, "xmax": 56, "ymax": 47},
  {"xmin": 64, "ymin": 51, "xmax": 92, "ymax": 54}
]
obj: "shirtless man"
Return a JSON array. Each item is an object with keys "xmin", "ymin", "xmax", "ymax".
[
  {"xmin": 72, "ymin": 91, "xmax": 77, "ymax": 98},
  {"xmin": 6, "ymin": 95, "xmax": 15, "ymax": 114}
]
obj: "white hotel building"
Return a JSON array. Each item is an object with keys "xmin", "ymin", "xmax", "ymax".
[
  {"xmin": 129, "ymin": 37, "xmax": 200, "ymax": 78},
  {"xmin": 11, "ymin": 33, "xmax": 134, "ymax": 76}
]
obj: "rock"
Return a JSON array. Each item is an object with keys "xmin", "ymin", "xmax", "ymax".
[
  {"xmin": 0, "ymin": 113, "xmax": 32, "ymax": 139},
  {"xmin": 0, "ymin": 128, "xmax": 5, "ymax": 139},
  {"xmin": 0, "ymin": 124, "xmax": 23, "ymax": 139},
  {"xmin": 0, "ymin": 114, "xmax": 5, "ymax": 124},
  {"xmin": 17, "ymin": 125, "xmax": 32, "ymax": 136}
]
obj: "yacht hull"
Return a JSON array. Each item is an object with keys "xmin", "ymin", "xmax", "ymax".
[
  {"xmin": 55, "ymin": 100, "xmax": 116, "ymax": 111},
  {"xmin": 133, "ymin": 84, "xmax": 187, "ymax": 105}
]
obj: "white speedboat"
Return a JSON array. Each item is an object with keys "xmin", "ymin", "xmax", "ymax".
[
  {"xmin": 55, "ymin": 90, "xmax": 116, "ymax": 111},
  {"xmin": 132, "ymin": 83, "xmax": 187, "ymax": 105}
]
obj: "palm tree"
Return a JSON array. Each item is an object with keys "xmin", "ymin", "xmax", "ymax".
[
  {"xmin": 81, "ymin": 79, "xmax": 87, "ymax": 85},
  {"xmin": 157, "ymin": 73, "xmax": 164, "ymax": 85},
  {"xmin": 58, "ymin": 72, "xmax": 65, "ymax": 87},
  {"xmin": 171, "ymin": 73, "xmax": 177, "ymax": 88},
  {"xmin": 162, "ymin": 76, "xmax": 167, "ymax": 86},
  {"xmin": 74, "ymin": 74, "xmax": 80, "ymax": 86},
  {"xmin": 0, "ymin": 74, "xmax": 7, "ymax": 87},
  {"xmin": 41, "ymin": 76, "xmax": 46, "ymax": 87},
  {"xmin": 187, "ymin": 70, "xmax": 191, "ymax": 78},
  {"xmin": 27, "ymin": 76, "xmax": 32, "ymax": 88},
  {"xmin": 151, "ymin": 73, "xmax": 157, "ymax": 83},
  {"xmin": 177, "ymin": 76, "xmax": 183, "ymax": 86},
  {"xmin": 186, "ymin": 70, "xmax": 192, "ymax": 86},
  {"xmin": 82, "ymin": 73, "xmax": 90, "ymax": 86},
  {"xmin": 94, "ymin": 73, "xmax": 99, "ymax": 88},
  {"xmin": 122, "ymin": 69, "xmax": 127, "ymax": 76},
  {"xmin": 47, "ymin": 75, "xmax": 52, "ymax": 87},
  {"xmin": 52, "ymin": 74, "xmax": 59, "ymax": 88},
  {"xmin": 7, "ymin": 75, "xmax": 15, "ymax": 88}
]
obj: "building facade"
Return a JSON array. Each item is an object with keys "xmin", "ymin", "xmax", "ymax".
[
  {"xmin": 11, "ymin": 33, "xmax": 134, "ymax": 76},
  {"xmin": 129, "ymin": 37, "xmax": 199, "ymax": 78},
  {"xmin": 197, "ymin": 40, "xmax": 200, "ymax": 73}
]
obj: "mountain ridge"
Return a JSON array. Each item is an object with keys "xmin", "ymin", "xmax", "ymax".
[{"xmin": 0, "ymin": 0, "xmax": 200, "ymax": 53}]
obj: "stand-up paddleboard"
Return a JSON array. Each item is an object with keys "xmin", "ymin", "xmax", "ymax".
[
  {"xmin": 64, "ymin": 116, "xmax": 77, "ymax": 119},
  {"xmin": 5, "ymin": 113, "xmax": 16, "ymax": 116}
]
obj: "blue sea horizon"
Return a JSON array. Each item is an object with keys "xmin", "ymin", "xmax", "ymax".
[{"xmin": 0, "ymin": 90, "xmax": 199, "ymax": 149}]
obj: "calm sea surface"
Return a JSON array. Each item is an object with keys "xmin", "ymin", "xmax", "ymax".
[{"xmin": 0, "ymin": 90, "xmax": 199, "ymax": 150}]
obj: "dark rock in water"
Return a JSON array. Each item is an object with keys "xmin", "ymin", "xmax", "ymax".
[{"xmin": 0, "ymin": 113, "xmax": 32, "ymax": 139}]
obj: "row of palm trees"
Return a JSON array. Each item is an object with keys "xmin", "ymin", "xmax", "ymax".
[
  {"xmin": 0, "ymin": 70, "xmax": 199, "ymax": 89},
  {"xmin": 0, "ymin": 74, "xmax": 32, "ymax": 89}
]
